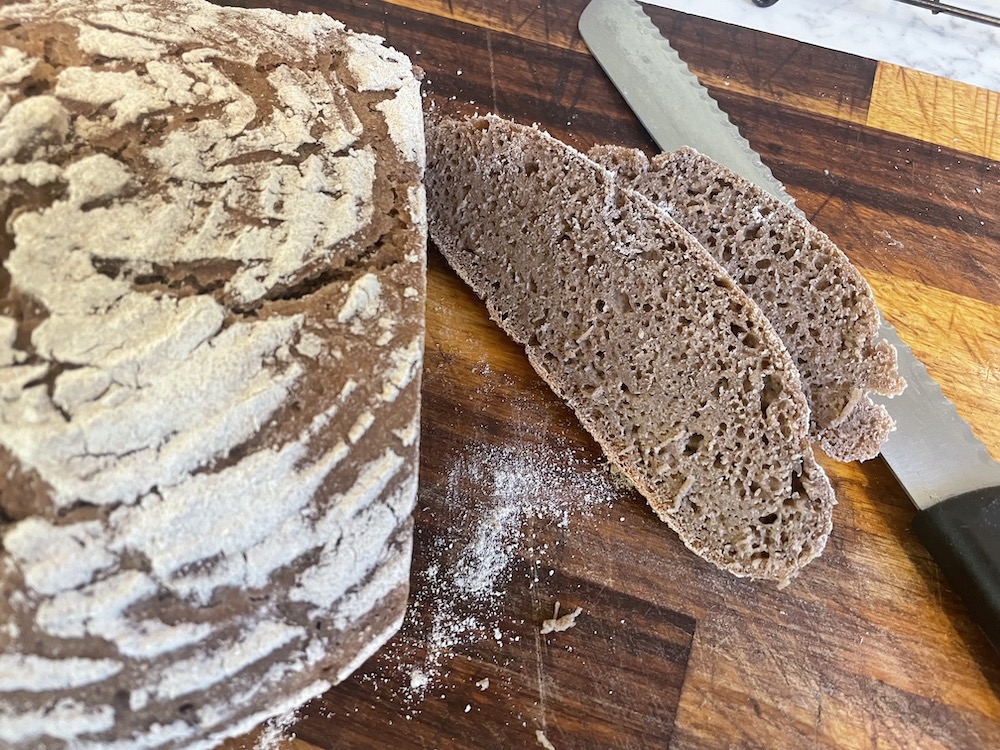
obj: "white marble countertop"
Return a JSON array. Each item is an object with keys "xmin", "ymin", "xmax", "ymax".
[{"xmin": 643, "ymin": 0, "xmax": 1000, "ymax": 92}]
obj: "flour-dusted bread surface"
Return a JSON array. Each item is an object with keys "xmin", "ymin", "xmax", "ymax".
[
  {"xmin": 589, "ymin": 145, "xmax": 905, "ymax": 461},
  {"xmin": 425, "ymin": 113, "xmax": 835, "ymax": 583},
  {"xmin": 0, "ymin": 1, "xmax": 426, "ymax": 748}
]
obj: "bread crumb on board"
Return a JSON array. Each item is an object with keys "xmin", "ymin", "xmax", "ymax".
[
  {"xmin": 535, "ymin": 729, "xmax": 556, "ymax": 750},
  {"xmin": 359, "ymin": 439, "xmax": 619, "ymax": 705},
  {"xmin": 540, "ymin": 601, "xmax": 583, "ymax": 634},
  {"xmin": 536, "ymin": 729, "xmax": 557, "ymax": 750}
]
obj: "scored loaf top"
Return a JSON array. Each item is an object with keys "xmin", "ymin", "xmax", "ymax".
[
  {"xmin": 0, "ymin": 0, "xmax": 423, "ymax": 515},
  {"xmin": 0, "ymin": 2, "xmax": 425, "ymax": 746}
]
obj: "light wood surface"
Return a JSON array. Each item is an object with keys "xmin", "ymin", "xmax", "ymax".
[
  {"xmin": 869, "ymin": 64, "xmax": 1000, "ymax": 161},
  {"xmin": 216, "ymin": 1, "xmax": 1000, "ymax": 748}
]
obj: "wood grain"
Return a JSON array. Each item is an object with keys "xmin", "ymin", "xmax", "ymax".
[
  {"xmin": 642, "ymin": 5, "xmax": 875, "ymax": 127},
  {"xmin": 867, "ymin": 270, "xmax": 1000, "ymax": 460},
  {"xmin": 868, "ymin": 64, "xmax": 1000, "ymax": 161},
  {"xmin": 214, "ymin": 1, "xmax": 1000, "ymax": 748}
]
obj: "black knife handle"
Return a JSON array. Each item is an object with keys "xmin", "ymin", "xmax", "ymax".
[{"xmin": 912, "ymin": 487, "xmax": 1000, "ymax": 654}]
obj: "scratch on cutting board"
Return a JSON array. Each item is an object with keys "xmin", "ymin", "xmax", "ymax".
[
  {"xmin": 814, "ymin": 692, "xmax": 824, "ymax": 741},
  {"xmin": 530, "ymin": 565, "xmax": 552, "ymax": 739},
  {"xmin": 486, "ymin": 31, "xmax": 498, "ymax": 115}
]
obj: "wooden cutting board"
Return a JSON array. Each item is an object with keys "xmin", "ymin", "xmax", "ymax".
[{"xmin": 218, "ymin": 1, "xmax": 1000, "ymax": 747}]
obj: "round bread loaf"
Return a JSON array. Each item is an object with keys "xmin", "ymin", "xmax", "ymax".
[{"xmin": 0, "ymin": 1, "xmax": 426, "ymax": 748}]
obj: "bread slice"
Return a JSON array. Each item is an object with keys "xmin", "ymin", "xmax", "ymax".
[
  {"xmin": 425, "ymin": 113, "xmax": 835, "ymax": 583},
  {"xmin": 589, "ymin": 145, "xmax": 905, "ymax": 461}
]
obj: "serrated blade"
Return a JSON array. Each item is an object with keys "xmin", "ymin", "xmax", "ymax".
[
  {"xmin": 578, "ymin": 0, "xmax": 1000, "ymax": 510},
  {"xmin": 578, "ymin": 0, "xmax": 793, "ymax": 204},
  {"xmin": 874, "ymin": 324, "xmax": 1000, "ymax": 509},
  {"xmin": 580, "ymin": 0, "xmax": 1000, "ymax": 652}
]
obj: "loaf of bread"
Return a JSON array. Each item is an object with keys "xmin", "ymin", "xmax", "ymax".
[
  {"xmin": 425, "ymin": 113, "xmax": 835, "ymax": 583},
  {"xmin": 0, "ymin": 1, "xmax": 425, "ymax": 748},
  {"xmin": 589, "ymin": 145, "xmax": 905, "ymax": 461}
]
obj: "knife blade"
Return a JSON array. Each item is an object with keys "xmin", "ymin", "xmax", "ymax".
[{"xmin": 579, "ymin": 0, "xmax": 1000, "ymax": 653}]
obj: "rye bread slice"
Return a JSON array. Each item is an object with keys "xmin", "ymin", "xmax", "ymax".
[
  {"xmin": 590, "ymin": 145, "xmax": 905, "ymax": 461},
  {"xmin": 425, "ymin": 113, "xmax": 835, "ymax": 583}
]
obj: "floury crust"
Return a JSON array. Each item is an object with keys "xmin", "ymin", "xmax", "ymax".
[{"xmin": 0, "ymin": 1, "xmax": 426, "ymax": 748}]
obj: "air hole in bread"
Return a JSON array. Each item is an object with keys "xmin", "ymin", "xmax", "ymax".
[
  {"xmin": 683, "ymin": 433, "xmax": 704, "ymax": 456},
  {"xmin": 760, "ymin": 374, "xmax": 782, "ymax": 411},
  {"xmin": 613, "ymin": 288, "xmax": 634, "ymax": 313},
  {"xmin": 790, "ymin": 471, "xmax": 806, "ymax": 498}
]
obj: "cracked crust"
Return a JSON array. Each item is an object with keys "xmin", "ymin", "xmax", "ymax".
[{"xmin": 0, "ymin": 1, "xmax": 426, "ymax": 748}]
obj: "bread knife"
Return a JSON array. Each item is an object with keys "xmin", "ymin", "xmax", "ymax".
[{"xmin": 579, "ymin": 0, "xmax": 1000, "ymax": 654}]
